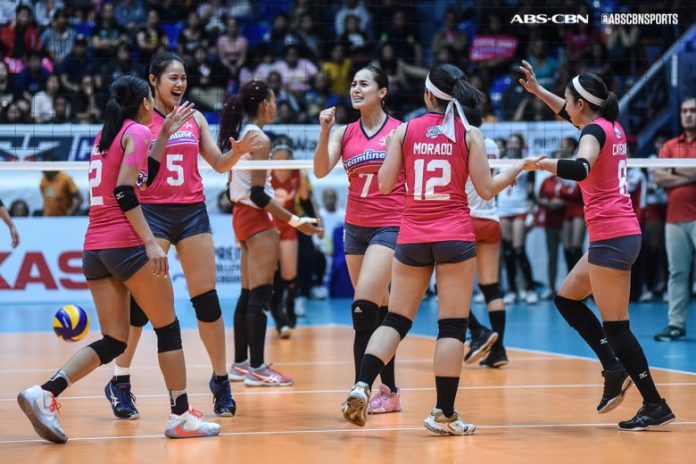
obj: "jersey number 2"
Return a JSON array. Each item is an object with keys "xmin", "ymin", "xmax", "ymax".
[
  {"xmin": 88, "ymin": 159, "xmax": 103, "ymax": 206},
  {"xmin": 413, "ymin": 159, "xmax": 451, "ymax": 200}
]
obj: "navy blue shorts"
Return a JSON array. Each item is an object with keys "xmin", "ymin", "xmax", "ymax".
[
  {"xmin": 588, "ymin": 234, "xmax": 641, "ymax": 271},
  {"xmin": 343, "ymin": 223, "xmax": 399, "ymax": 255},
  {"xmin": 395, "ymin": 241, "xmax": 477, "ymax": 267},
  {"xmin": 82, "ymin": 246, "xmax": 149, "ymax": 281},
  {"xmin": 142, "ymin": 202, "xmax": 211, "ymax": 245}
]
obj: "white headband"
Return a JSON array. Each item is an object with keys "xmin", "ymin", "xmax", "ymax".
[
  {"xmin": 425, "ymin": 74, "xmax": 470, "ymax": 142},
  {"xmin": 572, "ymin": 76, "xmax": 604, "ymax": 106}
]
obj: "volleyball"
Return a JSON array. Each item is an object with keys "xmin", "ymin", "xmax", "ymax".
[{"xmin": 53, "ymin": 305, "xmax": 90, "ymax": 342}]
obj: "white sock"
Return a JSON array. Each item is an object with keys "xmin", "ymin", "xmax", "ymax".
[{"xmin": 114, "ymin": 366, "xmax": 130, "ymax": 377}]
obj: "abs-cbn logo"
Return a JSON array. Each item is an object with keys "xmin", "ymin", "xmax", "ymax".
[{"xmin": 510, "ymin": 14, "xmax": 589, "ymax": 24}]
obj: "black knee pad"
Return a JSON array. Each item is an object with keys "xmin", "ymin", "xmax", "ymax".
[
  {"xmin": 154, "ymin": 319, "xmax": 182, "ymax": 353},
  {"xmin": 478, "ymin": 282, "xmax": 503, "ymax": 304},
  {"xmin": 351, "ymin": 300, "xmax": 381, "ymax": 331},
  {"xmin": 88, "ymin": 335, "xmax": 127, "ymax": 365},
  {"xmin": 382, "ymin": 312, "xmax": 412, "ymax": 340},
  {"xmin": 437, "ymin": 318, "xmax": 468, "ymax": 343},
  {"xmin": 191, "ymin": 289, "xmax": 222, "ymax": 323},
  {"xmin": 130, "ymin": 296, "xmax": 149, "ymax": 328},
  {"xmin": 249, "ymin": 284, "xmax": 273, "ymax": 314}
]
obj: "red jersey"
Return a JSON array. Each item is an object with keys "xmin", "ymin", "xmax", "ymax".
[
  {"xmin": 398, "ymin": 113, "xmax": 474, "ymax": 244},
  {"xmin": 84, "ymin": 120, "xmax": 152, "ymax": 250},
  {"xmin": 271, "ymin": 170, "xmax": 301, "ymax": 213},
  {"xmin": 579, "ymin": 118, "xmax": 640, "ymax": 241},
  {"xmin": 659, "ymin": 133, "xmax": 696, "ymax": 223},
  {"xmin": 140, "ymin": 109, "xmax": 205, "ymax": 204},
  {"xmin": 538, "ymin": 175, "xmax": 566, "ymax": 229},
  {"xmin": 341, "ymin": 115, "xmax": 405, "ymax": 227}
]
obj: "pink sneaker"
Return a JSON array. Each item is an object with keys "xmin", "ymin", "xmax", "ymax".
[
  {"xmin": 228, "ymin": 361, "xmax": 250, "ymax": 382},
  {"xmin": 244, "ymin": 364, "xmax": 294, "ymax": 387},
  {"xmin": 368, "ymin": 385, "xmax": 402, "ymax": 414}
]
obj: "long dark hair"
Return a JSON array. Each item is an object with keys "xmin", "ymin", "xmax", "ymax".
[
  {"xmin": 218, "ymin": 79, "xmax": 271, "ymax": 151},
  {"xmin": 566, "ymin": 73, "xmax": 619, "ymax": 122},
  {"xmin": 427, "ymin": 63, "xmax": 486, "ymax": 111},
  {"xmin": 98, "ymin": 75, "xmax": 150, "ymax": 153}
]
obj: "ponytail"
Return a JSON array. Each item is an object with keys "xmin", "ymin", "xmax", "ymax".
[
  {"xmin": 566, "ymin": 73, "xmax": 619, "ymax": 122},
  {"xmin": 599, "ymin": 91, "xmax": 619, "ymax": 122},
  {"xmin": 451, "ymin": 78, "xmax": 485, "ymax": 110},
  {"xmin": 427, "ymin": 63, "xmax": 486, "ymax": 111},
  {"xmin": 98, "ymin": 75, "xmax": 150, "ymax": 153},
  {"xmin": 217, "ymin": 79, "xmax": 271, "ymax": 152}
]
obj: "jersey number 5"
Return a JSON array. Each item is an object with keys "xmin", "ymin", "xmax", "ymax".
[
  {"xmin": 413, "ymin": 159, "xmax": 451, "ymax": 200},
  {"xmin": 166, "ymin": 154, "xmax": 184, "ymax": 186}
]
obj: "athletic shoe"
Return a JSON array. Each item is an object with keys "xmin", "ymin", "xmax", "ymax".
[
  {"xmin": 654, "ymin": 325, "xmax": 686, "ymax": 342},
  {"xmin": 525, "ymin": 290, "xmax": 539, "ymax": 304},
  {"xmin": 279, "ymin": 325, "xmax": 292, "ymax": 339},
  {"xmin": 228, "ymin": 361, "xmax": 250, "ymax": 382},
  {"xmin": 473, "ymin": 292, "xmax": 485, "ymax": 304},
  {"xmin": 104, "ymin": 379, "xmax": 140, "ymax": 420},
  {"xmin": 423, "ymin": 408, "xmax": 476, "ymax": 436},
  {"xmin": 164, "ymin": 409, "xmax": 221, "ymax": 438},
  {"xmin": 503, "ymin": 292, "xmax": 517, "ymax": 304},
  {"xmin": 17, "ymin": 385, "xmax": 68, "ymax": 444},
  {"xmin": 479, "ymin": 345, "xmax": 508, "ymax": 368},
  {"xmin": 464, "ymin": 328, "xmax": 498, "ymax": 364},
  {"xmin": 295, "ymin": 296, "xmax": 306, "ymax": 317},
  {"xmin": 638, "ymin": 290, "xmax": 654, "ymax": 302},
  {"xmin": 311, "ymin": 285, "xmax": 328, "ymax": 300},
  {"xmin": 597, "ymin": 366, "xmax": 632, "ymax": 414},
  {"xmin": 209, "ymin": 375, "xmax": 236, "ymax": 417},
  {"xmin": 540, "ymin": 289, "xmax": 555, "ymax": 300},
  {"xmin": 342, "ymin": 381, "xmax": 370, "ymax": 426},
  {"xmin": 368, "ymin": 384, "xmax": 402, "ymax": 414},
  {"xmin": 244, "ymin": 364, "xmax": 294, "ymax": 387},
  {"xmin": 618, "ymin": 399, "xmax": 675, "ymax": 431}
]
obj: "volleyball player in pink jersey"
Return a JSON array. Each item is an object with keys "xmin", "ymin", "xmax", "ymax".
[
  {"xmin": 17, "ymin": 76, "xmax": 220, "ymax": 443},
  {"xmin": 314, "ymin": 66, "xmax": 405, "ymax": 414},
  {"xmin": 106, "ymin": 53, "xmax": 260, "ymax": 419},
  {"xmin": 342, "ymin": 64, "xmax": 541, "ymax": 434},
  {"xmin": 519, "ymin": 61, "xmax": 675, "ymax": 430},
  {"xmin": 220, "ymin": 79, "xmax": 321, "ymax": 387}
]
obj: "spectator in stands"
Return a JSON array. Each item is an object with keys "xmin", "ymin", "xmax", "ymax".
[
  {"xmin": 101, "ymin": 43, "xmax": 144, "ymax": 88},
  {"xmin": 526, "ymin": 39, "xmax": 558, "ymax": 89},
  {"xmin": 114, "ymin": 0, "xmax": 147, "ymax": 32},
  {"xmin": 58, "ymin": 34, "xmax": 94, "ymax": 95},
  {"xmin": 135, "ymin": 9, "xmax": 169, "ymax": 63},
  {"xmin": 263, "ymin": 13, "xmax": 298, "ymax": 60},
  {"xmin": 49, "ymin": 94, "xmax": 70, "ymax": 123},
  {"xmin": 73, "ymin": 74, "xmax": 101, "ymax": 124},
  {"xmin": 90, "ymin": 2, "xmax": 128, "ymax": 65},
  {"xmin": 276, "ymin": 100, "xmax": 298, "ymax": 124},
  {"xmin": 0, "ymin": 5, "xmax": 40, "ymax": 59},
  {"xmin": 371, "ymin": 42, "xmax": 428, "ymax": 115},
  {"xmin": 39, "ymin": 168, "xmax": 83, "ymax": 216},
  {"xmin": 340, "ymin": 14, "xmax": 370, "ymax": 67},
  {"xmin": 2, "ymin": 100, "xmax": 30, "ymax": 123},
  {"xmin": 239, "ymin": 43, "xmax": 274, "ymax": 84},
  {"xmin": 9, "ymin": 199, "xmax": 30, "ymax": 217},
  {"xmin": 581, "ymin": 43, "xmax": 613, "ymax": 89},
  {"xmin": 296, "ymin": 12, "xmax": 322, "ymax": 63},
  {"xmin": 0, "ymin": 61, "xmax": 17, "ymax": 109},
  {"xmin": 178, "ymin": 11, "xmax": 208, "ymax": 60},
  {"xmin": 379, "ymin": 9, "xmax": 422, "ymax": 66},
  {"xmin": 431, "ymin": 7, "xmax": 468, "ymax": 58},
  {"xmin": 31, "ymin": 73, "xmax": 60, "ymax": 123},
  {"xmin": 333, "ymin": 101, "xmax": 350, "ymax": 124},
  {"xmin": 304, "ymin": 71, "xmax": 339, "ymax": 121},
  {"xmin": 34, "ymin": 1, "xmax": 65, "ymax": 27},
  {"xmin": 267, "ymin": 69, "xmax": 303, "ymax": 117},
  {"xmin": 335, "ymin": 0, "xmax": 371, "ymax": 38},
  {"xmin": 604, "ymin": 24, "xmax": 639, "ymax": 76},
  {"xmin": 654, "ymin": 96, "xmax": 696, "ymax": 341},
  {"xmin": 0, "ymin": 198, "xmax": 20, "ymax": 248},
  {"xmin": 40, "ymin": 8, "xmax": 75, "ymax": 66},
  {"xmin": 513, "ymin": 94, "xmax": 556, "ymax": 122},
  {"xmin": 17, "ymin": 52, "xmax": 50, "ymax": 101},
  {"xmin": 322, "ymin": 43, "xmax": 352, "ymax": 97},
  {"xmin": 563, "ymin": 17, "xmax": 598, "ymax": 62},
  {"xmin": 217, "ymin": 16, "xmax": 247, "ymax": 82},
  {"xmin": 273, "ymin": 44, "xmax": 318, "ymax": 96},
  {"xmin": 188, "ymin": 44, "xmax": 226, "ymax": 112}
]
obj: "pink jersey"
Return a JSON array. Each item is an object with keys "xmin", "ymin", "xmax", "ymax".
[
  {"xmin": 84, "ymin": 120, "xmax": 152, "ymax": 250},
  {"xmin": 341, "ymin": 115, "xmax": 405, "ymax": 227},
  {"xmin": 398, "ymin": 113, "xmax": 474, "ymax": 244},
  {"xmin": 140, "ymin": 109, "xmax": 205, "ymax": 204},
  {"xmin": 580, "ymin": 118, "xmax": 641, "ymax": 241}
]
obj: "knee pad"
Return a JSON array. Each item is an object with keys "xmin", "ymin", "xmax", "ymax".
[
  {"xmin": 130, "ymin": 296, "xmax": 149, "ymax": 328},
  {"xmin": 351, "ymin": 300, "xmax": 381, "ymax": 331},
  {"xmin": 478, "ymin": 282, "xmax": 503, "ymax": 304},
  {"xmin": 249, "ymin": 284, "xmax": 273, "ymax": 312},
  {"xmin": 382, "ymin": 312, "xmax": 412, "ymax": 340},
  {"xmin": 88, "ymin": 335, "xmax": 127, "ymax": 365},
  {"xmin": 191, "ymin": 289, "xmax": 222, "ymax": 323},
  {"xmin": 437, "ymin": 318, "xmax": 468, "ymax": 343},
  {"xmin": 154, "ymin": 319, "xmax": 182, "ymax": 353}
]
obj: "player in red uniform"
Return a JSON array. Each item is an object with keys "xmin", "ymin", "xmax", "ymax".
[
  {"xmin": 314, "ymin": 66, "xmax": 405, "ymax": 414},
  {"xmin": 341, "ymin": 64, "xmax": 541, "ymax": 434},
  {"xmin": 519, "ymin": 60, "xmax": 675, "ymax": 430},
  {"xmin": 17, "ymin": 76, "xmax": 220, "ymax": 443}
]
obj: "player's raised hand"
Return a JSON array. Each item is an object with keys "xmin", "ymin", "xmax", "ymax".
[
  {"xmin": 319, "ymin": 107, "xmax": 336, "ymax": 131},
  {"xmin": 162, "ymin": 101, "xmax": 196, "ymax": 136},
  {"xmin": 518, "ymin": 60, "xmax": 541, "ymax": 94}
]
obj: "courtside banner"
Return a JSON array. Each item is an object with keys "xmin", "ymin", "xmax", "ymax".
[{"xmin": 0, "ymin": 215, "xmax": 240, "ymax": 303}]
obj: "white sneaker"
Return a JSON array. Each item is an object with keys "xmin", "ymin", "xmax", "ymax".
[
  {"xmin": 473, "ymin": 292, "xmax": 485, "ymax": 304},
  {"xmin": 525, "ymin": 291, "xmax": 539, "ymax": 304},
  {"xmin": 311, "ymin": 286, "xmax": 328, "ymax": 300},
  {"xmin": 423, "ymin": 408, "xmax": 476, "ymax": 436},
  {"xmin": 503, "ymin": 292, "xmax": 517, "ymax": 304},
  {"xmin": 295, "ymin": 296, "xmax": 306, "ymax": 317},
  {"xmin": 639, "ymin": 290, "xmax": 654, "ymax": 302},
  {"xmin": 342, "ymin": 381, "xmax": 370, "ymax": 427},
  {"xmin": 17, "ymin": 385, "xmax": 68, "ymax": 443},
  {"xmin": 165, "ymin": 409, "xmax": 221, "ymax": 438},
  {"xmin": 540, "ymin": 289, "xmax": 554, "ymax": 300}
]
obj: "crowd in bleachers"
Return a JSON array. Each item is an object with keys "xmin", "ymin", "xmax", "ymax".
[{"xmin": 0, "ymin": 1, "xmax": 692, "ymax": 125}]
